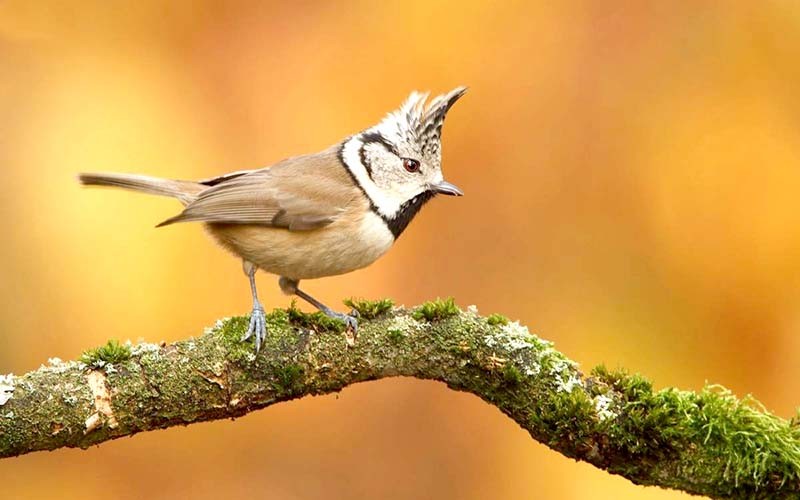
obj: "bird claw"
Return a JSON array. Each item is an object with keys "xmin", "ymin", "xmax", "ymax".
[
  {"xmin": 324, "ymin": 309, "xmax": 358, "ymax": 333},
  {"xmin": 340, "ymin": 311, "xmax": 359, "ymax": 347},
  {"xmin": 342, "ymin": 314, "xmax": 358, "ymax": 332},
  {"xmin": 242, "ymin": 304, "xmax": 267, "ymax": 353}
]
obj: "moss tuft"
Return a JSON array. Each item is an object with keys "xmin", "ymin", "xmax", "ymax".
[
  {"xmin": 590, "ymin": 365, "xmax": 800, "ymax": 493},
  {"xmin": 502, "ymin": 364, "xmax": 523, "ymax": 385},
  {"xmin": 529, "ymin": 388, "xmax": 598, "ymax": 455},
  {"xmin": 486, "ymin": 313, "xmax": 509, "ymax": 326},
  {"xmin": 265, "ymin": 308, "xmax": 290, "ymax": 328},
  {"xmin": 591, "ymin": 365, "xmax": 653, "ymax": 399},
  {"xmin": 275, "ymin": 364, "xmax": 304, "ymax": 391},
  {"xmin": 412, "ymin": 297, "xmax": 460, "ymax": 322},
  {"xmin": 344, "ymin": 298, "xmax": 394, "ymax": 319},
  {"xmin": 387, "ymin": 329, "xmax": 406, "ymax": 344},
  {"xmin": 216, "ymin": 316, "xmax": 249, "ymax": 344},
  {"xmin": 80, "ymin": 340, "xmax": 131, "ymax": 366},
  {"xmin": 690, "ymin": 386, "xmax": 800, "ymax": 490},
  {"xmin": 286, "ymin": 301, "xmax": 346, "ymax": 333}
]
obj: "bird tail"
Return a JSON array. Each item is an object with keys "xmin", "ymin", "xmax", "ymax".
[{"xmin": 78, "ymin": 172, "xmax": 204, "ymax": 206}]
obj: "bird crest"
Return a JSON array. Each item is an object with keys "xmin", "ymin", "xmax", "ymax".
[{"xmin": 369, "ymin": 86, "xmax": 467, "ymax": 166}]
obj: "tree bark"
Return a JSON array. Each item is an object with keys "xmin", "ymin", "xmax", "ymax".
[{"xmin": 0, "ymin": 301, "xmax": 798, "ymax": 499}]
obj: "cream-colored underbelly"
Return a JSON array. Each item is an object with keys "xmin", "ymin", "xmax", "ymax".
[{"xmin": 206, "ymin": 211, "xmax": 395, "ymax": 280}]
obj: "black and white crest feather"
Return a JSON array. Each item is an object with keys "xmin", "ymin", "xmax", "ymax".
[{"xmin": 369, "ymin": 86, "xmax": 467, "ymax": 170}]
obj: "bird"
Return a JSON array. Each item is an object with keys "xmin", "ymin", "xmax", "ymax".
[{"xmin": 79, "ymin": 86, "xmax": 466, "ymax": 352}]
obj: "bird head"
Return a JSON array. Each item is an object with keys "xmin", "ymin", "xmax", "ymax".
[{"xmin": 341, "ymin": 87, "xmax": 466, "ymax": 225}]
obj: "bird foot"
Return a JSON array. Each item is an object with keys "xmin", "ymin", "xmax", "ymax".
[
  {"xmin": 322, "ymin": 308, "xmax": 358, "ymax": 333},
  {"xmin": 242, "ymin": 304, "xmax": 267, "ymax": 353}
]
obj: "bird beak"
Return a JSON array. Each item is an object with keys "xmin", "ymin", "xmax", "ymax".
[{"xmin": 431, "ymin": 180, "xmax": 464, "ymax": 196}]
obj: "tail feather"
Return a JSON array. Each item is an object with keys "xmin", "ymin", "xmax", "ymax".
[{"xmin": 78, "ymin": 173, "xmax": 204, "ymax": 205}]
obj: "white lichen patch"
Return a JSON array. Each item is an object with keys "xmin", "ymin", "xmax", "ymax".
[
  {"xmin": 62, "ymin": 394, "xmax": 79, "ymax": 405},
  {"xmin": 482, "ymin": 321, "xmax": 558, "ymax": 377},
  {"xmin": 549, "ymin": 358, "xmax": 583, "ymax": 393},
  {"xmin": 524, "ymin": 364, "xmax": 541, "ymax": 377},
  {"xmin": 131, "ymin": 342, "xmax": 161, "ymax": 357},
  {"xmin": 388, "ymin": 314, "xmax": 424, "ymax": 335},
  {"xmin": 83, "ymin": 358, "xmax": 107, "ymax": 370},
  {"xmin": 466, "ymin": 305, "xmax": 479, "ymax": 315},
  {"xmin": 484, "ymin": 321, "xmax": 535, "ymax": 352},
  {"xmin": 594, "ymin": 394, "xmax": 617, "ymax": 421},
  {"xmin": 81, "ymin": 352, "xmax": 123, "ymax": 373},
  {"xmin": 0, "ymin": 374, "xmax": 15, "ymax": 406},
  {"xmin": 557, "ymin": 373, "xmax": 583, "ymax": 393},
  {"xmin": 39, "ymin": 359, "xmax": 85, "ymax": 375}
]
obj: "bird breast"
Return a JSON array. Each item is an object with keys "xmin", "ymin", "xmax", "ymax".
[{"xmin": 205, "ymin": 209, "xmax": 395, "ymax": 280}]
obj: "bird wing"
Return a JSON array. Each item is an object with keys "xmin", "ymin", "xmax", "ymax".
[{"xmin": 158, "ymin": 150, "xmax": 355, "ymax": 231}]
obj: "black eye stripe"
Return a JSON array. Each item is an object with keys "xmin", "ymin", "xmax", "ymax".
[
  {"xmin": 361, "ymin": 132, "xmax": 399, "ymax": 156},
  {"xmin": 358, "ymin": 143, "xmax": 374, "ymax": 180},
  {"xmin": 359, "ymin": 132, "xmax": 422, "ymax": 174}
]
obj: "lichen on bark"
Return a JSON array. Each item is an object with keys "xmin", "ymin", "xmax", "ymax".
[{"xmin": 0, "ymin": 300, "xmax": 798, "ymax": 499}]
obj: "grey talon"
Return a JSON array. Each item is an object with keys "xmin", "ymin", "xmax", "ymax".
[{"xmin": 242, "ymin": 262, "xmax": 268, "ymax": 353}]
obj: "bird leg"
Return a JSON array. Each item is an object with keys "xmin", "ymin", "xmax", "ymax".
[
  {"xmin": 278, "ymin": 277, "xmax": 358, "ymax": 331},
  {"xmin": 241, "ymin": 260, "xmax": 267, "ymax": 352}
]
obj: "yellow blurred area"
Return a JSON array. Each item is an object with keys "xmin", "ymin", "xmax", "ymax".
[{"xmin": 2, "ymin": 1, "xmax": 800, "ymax": 498}]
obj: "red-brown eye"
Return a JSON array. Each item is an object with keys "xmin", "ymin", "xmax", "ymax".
[{"xmin": 403, "ymin": 158, "xmax": 421, "ymax": 173}]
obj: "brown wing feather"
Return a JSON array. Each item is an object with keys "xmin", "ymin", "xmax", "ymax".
[
  {"xmin": 157, "ymin": 146, "xmax": 355, "ymax": 231},
  {"xmin": 196, "ymin": 169, "xmax": 256, "ymax": 187}
]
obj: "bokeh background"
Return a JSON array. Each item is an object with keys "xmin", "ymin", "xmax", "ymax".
[{"xmin": 2, "ymin": 1, "xmax": 800, "ymax": 498}]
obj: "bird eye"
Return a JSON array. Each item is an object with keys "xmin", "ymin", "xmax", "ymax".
[{"xmin": 403, "ymin": 158, "xmax": 421, "ymax": 173}]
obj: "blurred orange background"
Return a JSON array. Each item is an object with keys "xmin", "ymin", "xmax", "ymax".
[{"xmin": 2, "ymin": 1, "xmax": 800, "ymax": 498}]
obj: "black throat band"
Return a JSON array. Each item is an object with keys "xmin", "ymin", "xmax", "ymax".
[{"xmin": 382, "ymin": 191, "xmax": 435, "ymax": 238}]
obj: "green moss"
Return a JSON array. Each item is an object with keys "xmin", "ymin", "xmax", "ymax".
[
  {"xmin": 80, "ymin": 340, "xmax": 131, "ymax": 365},
  {"xmin": 275, "ymin": 364, "xmax": 304, "ymax": 391},
  {"xmin": 690, "ymin": 386, "xmax": 800, "ymax": 489},
  {"xmin": 344, "ymin": 297, "xmax": 394, "ymax": 319},
  {"xmin": 213, "ymin": 316, "xmax": 255, "ymax": 363},
  {"xmin": 286, "ymin": 301, "xmax": 346, "ymax": 333},
  {"xmin": 266, "ymin": 308, "xmax": 290, "ymax": 328},
  {"xmin": 529, "ymin": 388, "xmax": 598, "ymax": 454},
  {"xmin": 502, "ymin": 364, "xmax": 523, "ymax": 385},
  {"xmin": 216, "ymin": 316, "xmax": 249, "ymax": 344},
  {"xmin": 486, "ymin": 313, "xmax": 509, "ymax": 326},
  {"xmin": 589, "ymin": 365, "xmax": 800, "ymax": 493},
  {"xmin": 412, "ymin": 297, "xmax": 460, "ymax": 322},
  {"xmin": 217, "ymin": 304, "xmax": 346, "ymax": 344},
  {"xmin": 387, "ymin": 329, "xmax": 406, "ymax": 344},
  {"xmin": 589, "ymin": 364, "xmax": 614, "ymax": 382}
]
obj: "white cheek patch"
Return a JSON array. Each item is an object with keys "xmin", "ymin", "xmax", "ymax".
[
  {"xmin": 359, "ymin": 211, "xmax": 396, "ymax": 250},
  {"xmin": 341, "ymin": 136, "xmax": 403, "ymax": 218}
]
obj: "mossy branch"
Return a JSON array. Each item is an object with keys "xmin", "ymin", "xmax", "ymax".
[{"xmin": 1, "ymin": 299, "xmax": 798, "ymax": 498}]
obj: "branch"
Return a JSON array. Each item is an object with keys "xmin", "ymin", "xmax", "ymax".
[{"xmin": 1, "ymin": 299, "xmax": 798, "ymax": 498}]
